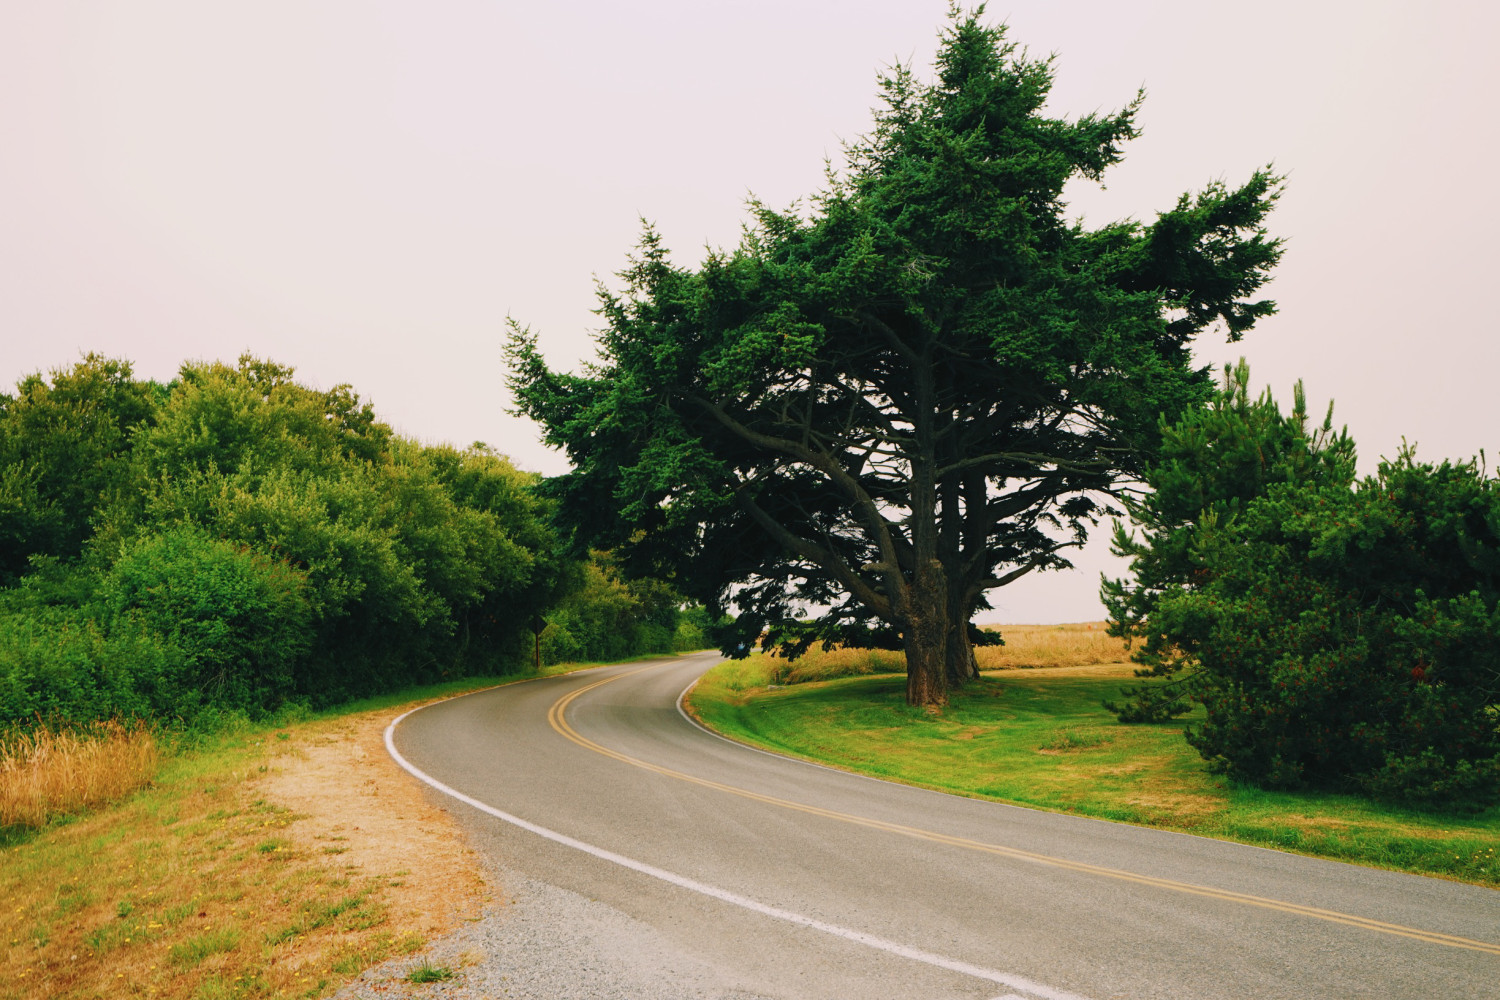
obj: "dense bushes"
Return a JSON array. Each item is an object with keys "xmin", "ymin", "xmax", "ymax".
[
  {"xmin": 0, "ymin": 354, "xmax": 572, "ymax": 724},
  {"xmin": 1103, "ymin": 362, "xmax": 1356, "ymax": 720},
  {"xmin": 540, "ymin": 552, "xmax": 700, "ymax": 664},
  {"xmin": 0, "ymin": 357, "xmax": 157, "ymax": 584},
  {"xmin": 0, "ymin": 354, "xmax": 712, "ymax": 727},
  {"xmin": 99, "ymin": 527, "xmax": 312, "ymax": 715},
  {"xmin": 1108, "ymin": 364, "xmax": 1500, "ymax": 810},
  {"xmin": 672, "ymin": 604, "xmax": 715, "ymax": 653},
  {"xmin": 1169, "ymin": 453, "xmax": 1500, "ymax": 810}
]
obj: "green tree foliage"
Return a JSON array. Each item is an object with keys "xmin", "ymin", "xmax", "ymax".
[
  {"xmin": 0, "ymin": 355, "xmax": 156, "ymax": 583},
  {"xmin": 672, "ymin": 604, "xmax": 716, "ymax": 653},
  {"xmin": 0, "ymin": 562, "xmax": 162, "ymax": 722},
  {"xmin": 1102, "ymin": 362, "xmax": 1356, "ymax": 720},
  {"xmin": 541, "ymin": 551, "xmax": 686, "ymax": 665},
  {"xmin": 507, "ymin": 11, "xmax": 1283, "ymax": 705},
  {"xmin": 113, "ymin": 357, "xmax": 569, "ymax": 704},
  {"xmin": 0, "ymin": 354, "xmax": 569, "ymax": 724},
  {"xmin": 1149, "ymin": 451, "xmax": 1500, "ymax": 810},
  {"xmin": 96, "ymin": 526, "xmax": 313, "ymax": 715}
]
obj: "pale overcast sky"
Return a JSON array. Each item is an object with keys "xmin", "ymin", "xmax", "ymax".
[{"xmin": 2, "ymin": 2, "xmax": 1495, "ymax": 622}]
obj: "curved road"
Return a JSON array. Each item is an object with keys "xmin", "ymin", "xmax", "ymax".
[{"xmin": 387, "ymin": 653, "xmax": 1499, "ymax": 999}]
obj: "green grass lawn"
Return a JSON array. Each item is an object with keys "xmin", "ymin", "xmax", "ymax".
[{"xmin": 687, "ymin": 658, "xmax": 1500, "ymax": 887}]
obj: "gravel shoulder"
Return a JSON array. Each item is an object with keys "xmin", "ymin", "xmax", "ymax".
[
  {"xmin": 264, "ymin": 689, "xmax": 774, "ymax": 999},
  {"xmin": 262, "ymin": 707, "xmax": 491, "ymax": 946},
  {"xmin": 331, "ymin": 862, "xmax": 775, "ymax": 1000}
]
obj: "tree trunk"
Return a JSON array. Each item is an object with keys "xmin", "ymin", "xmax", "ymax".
[
  {"xmin": 903, "ymin": 339, "xmax": 948, "ymax": 708},
  {"xmin": 904, "ymin": 617, "xmax": 948, "ymax": 706},
  {"xmin": 945, "ymin": 620, "xmax": 979, "ymax": 686},
  {"xmin": 901, "ymin": 561, "xmax": 949, "ymax": 707}
]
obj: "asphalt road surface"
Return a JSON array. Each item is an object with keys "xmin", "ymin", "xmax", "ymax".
[{"xmin": 387, "ymin": 653, "xmax": 1499, "ymax": 999}]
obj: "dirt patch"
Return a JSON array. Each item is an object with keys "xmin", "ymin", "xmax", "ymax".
[
  {"xmin": 0, "ymin": 705, "xmax": 495, "ymax": 1000},
  {"xmin": 261, "ymin": 709, "xmax": 490, "ymax": 941},
  {"xmin": 1122, "ymin": 789, "xmax": 1222, "ymax": 825},
  {"xmin": 1258, "ymin": 814, "xmax": 1366, "ymax": 834}
]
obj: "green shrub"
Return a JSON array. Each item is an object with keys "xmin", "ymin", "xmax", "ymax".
[
  {"xmin": 0, "ymin": 604, "xmax": 153, "ymax": 722},
  {"xmin": 672, "ymin": 605, "xmax": 715, "ymax": 651},
  {"xmin": 97, "ymin": 526, "xmax": 312, "ymax": 716},
  {"xmin": 120, "ymin": 358, "xmax": 566, "ymax": 704},
  {"xmin": 0, "ymin": 355, "xmax": 156, "ymax": 583},
  {"xmin": 539, "ymin": 616, "xmax": 583, "ymax": 664},
  {"xmin": 1110, "ymin": 365, "xmax": 1500, "ymax": 811},
  {"xmin": 539, "ymin": 552, "xmax": 685, "ymax": 664},
  {"xmin": 0, "ymin": 353, "xmax": 680, "ymax": 727},
  {"xmin": 1103, "ymin": 362, "xmax": 1355, "ymax": 721},
  {"xmin": 1160, "ymin": 452, "xmax": 1500, "ymax": 811}
]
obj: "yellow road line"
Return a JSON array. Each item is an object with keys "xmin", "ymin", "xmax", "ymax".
[{"xmin": 548, "ymin": 666, "xmax": 1500, "ymax": 957}]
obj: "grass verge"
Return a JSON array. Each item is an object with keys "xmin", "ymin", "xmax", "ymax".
[
  {"xmin": 0, "ymin": 655, "xmax": 660, "ymax": 1000},
  {"xmin": 0, "ymin": 714, "xmax": 441, "ymax": 1000},
  {"xmin": 687, "ymin": 656, "xmax": 1500, "ymax": 888}
]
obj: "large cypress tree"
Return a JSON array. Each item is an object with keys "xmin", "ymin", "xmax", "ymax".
[{"xmin": 507, "ymin": 10, "xmax": 1283, "ymax": 705}]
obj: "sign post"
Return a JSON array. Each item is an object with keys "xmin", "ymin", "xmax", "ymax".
[{"xmin": 528, "ymin": 615, "xmax": 548, "ymax": 674}]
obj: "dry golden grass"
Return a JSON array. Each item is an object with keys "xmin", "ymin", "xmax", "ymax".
[
  {"xmin": 974, "ymin": 622, "xmax": 1130, "ymax": 670},
  {"xmin": 765, "ymin": 646, "xmax": 902, "ymax": 684},
  {"xmin": 0, "ymin": 723, "xmax": 159, "ymax": 830},
  {"xmin": 2, "ymin": 779, "xmax": 402, "ymax": 1000},
  {"xmin": 0, "ymin": 707, "xmax": 489, "ymax": 1000},
  {"xmin": 762, "ymin": 621, "xmax": 1130, "ymax": 683}
]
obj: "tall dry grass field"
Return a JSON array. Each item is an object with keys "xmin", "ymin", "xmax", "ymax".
[
  {"xmin": 974, "ymin": 622, "xmax": 1130, "ymax": 670},
  {"xmin": 0, "ymin": 722, "xmax": 159, "ymax": 830},
  {"xmin": 760, "ymin": 622, "xmax": 1130, "ymax": 684}
]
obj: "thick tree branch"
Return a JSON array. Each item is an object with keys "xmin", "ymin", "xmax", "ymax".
[
  {"xmin": 935, "ymin": 450, "xmax": 1111, "ymax": 478},
  {"xmin": 856, "ymin": 310, "xmax": 919, "ymax": 364},
  {"xmin": 737, "ymin": 492, "xmax": 895, "ymax": 620},
  {"xmin": 693, "ymin": 394, "xmax": 905, "ymax": 575}
]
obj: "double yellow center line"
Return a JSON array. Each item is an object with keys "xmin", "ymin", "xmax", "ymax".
[{"xmin": 548, "ymin": 665, "xmax": 1500, "ymax": 956}]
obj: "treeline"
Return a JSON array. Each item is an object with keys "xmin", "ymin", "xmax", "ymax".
[
  {"xmin": 0, "ymin": 354, "xmax": 698, "ymax": 728},
  {"xmin": 1107, "ymin": 363, "xmax": 1500, "ymax": 811},
  {"xmin": 540, "ymin": 551, "xmax": 712, "ymax": 666}
]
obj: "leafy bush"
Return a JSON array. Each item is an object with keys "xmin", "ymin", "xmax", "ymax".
[
  {"xmin": 1156, "ymin": 451, "xmax": 1500, "ymax": 810},
  {"xmin": 97, "ymin": 527, "xmax": 312, "ymax": 716},
  {"xmin": 1103, "ymin": 362, "xmax": 1355, "ymax": 721},
  {"xmin": 0, "ymin": 354, "xmax": 573, "ymax": 725},
  {"xmin": 672, "ymin": 605, "xmax": 715, "ymax": 652},
  {"xmin": 0, "ymin": 528, "xmax": 312, "ymax": 723},
  {"xmin": 539, "ymin": 552, "xmax": 685, "ymax": 664},
  {"xmin": 113, "ymin": 358, "xmax": 568, "ymax": 704},
  {"xmin": 0, "ymin": 603, "xmax": 154, "ymax": 722},
  {"xmin": 1109, "ymin": 365, "xmax": 1500, "ymax": 810},
  {"xmin": 0, "ymin": 355, "xmax": 156, "ymax": 583},
  {"xmin": 0, "ymin": 353, "xmax": 706, "ymax": 726}
]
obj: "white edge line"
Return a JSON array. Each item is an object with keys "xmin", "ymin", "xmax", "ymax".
[{"xmin": 384, "ymin": 691, "xmax": 1092, "ymax": 1000}]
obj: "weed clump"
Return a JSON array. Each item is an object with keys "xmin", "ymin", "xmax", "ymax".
[
  {"xmin": 0, "ymin": 721, "xmax": 158, "ymax": 830},
  {"xmin": 407, "ymin": 959, "xmax": 455, "ymax": 983}
]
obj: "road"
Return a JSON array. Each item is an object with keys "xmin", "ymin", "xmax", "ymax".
[{"xmin": 386, "ymin": 652, "xmax": 1499, "ymax": 999}]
